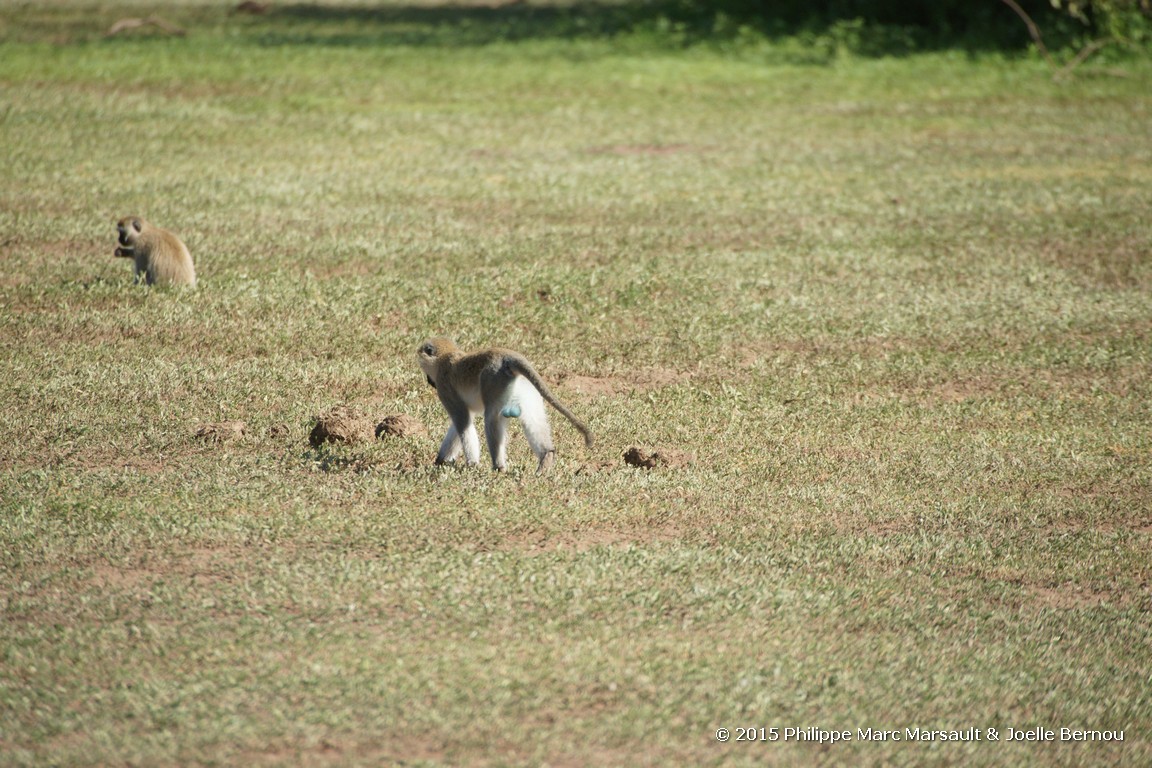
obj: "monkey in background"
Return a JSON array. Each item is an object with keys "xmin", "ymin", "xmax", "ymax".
[
  {"xmin": 114, "ymin": 217, "xmax": 196, "ymax": 287},
  {"xmin": 417, "ymin": 337, "xmax": 593, "ymax": 472}
]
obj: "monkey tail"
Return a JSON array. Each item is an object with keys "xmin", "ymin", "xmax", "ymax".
[{"xmin": 512, "ymin": 359, "xmax": 594, "ymax": 448}]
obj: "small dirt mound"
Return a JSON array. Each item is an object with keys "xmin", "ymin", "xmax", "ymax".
[
  {"xmin": 375, "ymin": 414, "xmax": 427, "ymax": 440},
  {"xmin": 309, "ymin": 406, "xmax": 375, "ymax": 448},
  {"xmin": 194, "ymin": 421, "xmax": 246, "ymax": 443},
  {"xmin": 623, "ymin": 446, "xmax": 693, "ymax": 469}
]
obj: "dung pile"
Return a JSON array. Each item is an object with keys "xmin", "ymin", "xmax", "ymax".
[
  {"xmin": 375, "ymin": 414, "xmax": 428, "ymax": 440},
  {"xmin": 308, "ymin": 406, "xmax": 375, "ymax": 448},
  {"xmin": 623, "ymin": 446, "xmax": 693, "ymax": 470}
]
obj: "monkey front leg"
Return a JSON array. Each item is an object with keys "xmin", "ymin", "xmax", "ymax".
[
  {"xmin": 436, "ymin": 421, "xmax": 481, "ymax": 466},
  {"xmin": 436, "ymin": 423, "xmax": 461, "ymax": 465}
]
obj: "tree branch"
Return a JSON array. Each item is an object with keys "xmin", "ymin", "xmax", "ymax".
[{"xmin": 998, "ymin": 0, "xmax": 1056, "ymax": 67}]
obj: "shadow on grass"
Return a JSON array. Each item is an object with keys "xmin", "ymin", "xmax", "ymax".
[{"xmin": 265, "ymin": 0, "xmax": 1079, "ymax": 56}]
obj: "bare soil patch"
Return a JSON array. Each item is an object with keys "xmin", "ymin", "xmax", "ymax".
[
  {"xmin": 237, "ymin": 736, "xmax": 446, "ymax": 768},
  {"xmin": 494, "ymin": 520, "xmax": 684, "ymax": 555},
  {"xmin": 559, "ymin": 368, "xmax": 688, "ymax": 396},
  {"xmin": 586, "ymin": 143, "xmax": 697, "ymax": 156},
  {"xmin": 574, "ymin": 458, "xmax": 617, "ymax": 475},
  {"xmin": 1040, "ymin": 234, "xmax": 1151, "ymax": 289},
  {"xmin": 194, "ymin": 420, "xmax": 247, "ymax": 443},
  {"xmin": 1028, "ymin": 583, "xmax": 1133, "ymax": 610}
]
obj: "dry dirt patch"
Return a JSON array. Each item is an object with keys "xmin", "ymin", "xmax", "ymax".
[
  {"xmin": 194, "ymin": 420, "xmax": 246, "ymax": 443},
  {"xmin": 1028, "ymin": 583, "xmax": 1130, "ymax": 610},
  {"xmin": 586, "ymin": 143, "xmax": 697, "ymax": 156},
  {"xmin": 494, "ymin": 520, "xmax": 684, "ymax": 555},
  {"xmin": 559, "ymin": 368, "xmax": 688, "ymax": 397},
  {"xmin": 1040, "ymin": 234, "xmax": 1151, "ymax": 289}
]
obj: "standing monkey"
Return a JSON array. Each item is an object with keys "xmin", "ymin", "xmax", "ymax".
[
  {"xmin": 114, "ymin": 217, "xmax": 196, "ymax": 287},
  {"xmin": 417, "ymin": 337, "xmax": 593, "ymax": 472}
]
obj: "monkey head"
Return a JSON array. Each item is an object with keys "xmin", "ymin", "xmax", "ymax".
[
  {"xmin": 114, "ymin": 217, "xmax": 144, "ymax": 256},
  {"xmin": 417, "ymin": 337, "xmax": 459, "ymax": 389}
]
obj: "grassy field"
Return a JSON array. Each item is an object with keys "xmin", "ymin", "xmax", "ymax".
[{"xmin": 1, "ymin": 1, "xmax": 1150, "ymax": 765}]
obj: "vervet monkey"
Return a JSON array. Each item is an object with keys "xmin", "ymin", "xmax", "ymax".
[
  {"xmin": 114, "ymin": 217, "xmax": 196, "ymax": 287},
  {"xmin": 417, "ymin": 337, "xmax": 593, "ymax": 472}
]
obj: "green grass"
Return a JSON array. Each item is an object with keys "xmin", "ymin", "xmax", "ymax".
[{"xmin": 1, "ymin": 2, "xmax": 1150, "ymax": 765}]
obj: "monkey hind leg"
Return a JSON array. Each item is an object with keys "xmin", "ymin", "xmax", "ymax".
[
  {"xmin": 133, "ymin": 254, "xmax": 152, "ymax": 285},
  {"xmin": 510, "ymin": 380, "xmax": 555, "ymax": 472},
  {"xmin": 483, "ymin": 409, "xmax": 511, "ymax": 471}
]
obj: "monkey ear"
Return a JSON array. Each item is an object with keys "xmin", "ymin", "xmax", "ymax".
[{"xmin": 132, "ymin": 219, "xmax": 142, "ymax": 231}]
